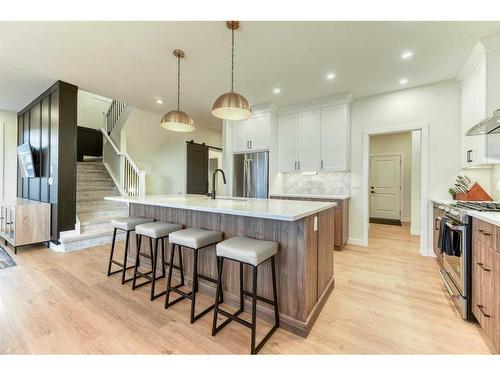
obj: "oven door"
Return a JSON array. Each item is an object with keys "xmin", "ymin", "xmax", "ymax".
[
  {"xmin": 442, "ymin": 221, "xmax": 466, "ymax": 294},
  {"xmin": 439, "ymin": 219, "xmax": 468, "ymax": 319}
]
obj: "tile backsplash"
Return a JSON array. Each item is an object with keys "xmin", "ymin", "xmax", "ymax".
[
  {"xmin": 493, "ymin": 164, "xmax": 500, "ymax": 201},
  {"xmin": 283, "ymin": 172, "xmax": 351, "ymax": 196}
]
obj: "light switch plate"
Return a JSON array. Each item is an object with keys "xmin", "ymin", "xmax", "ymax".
[{"xmin": 313, "ymin": 216, "xmax": 318, "ymax": 231}]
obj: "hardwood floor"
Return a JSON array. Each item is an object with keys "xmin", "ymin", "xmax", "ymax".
[{"xmin": 0, "ymin": 223, "xmax": 493, "ymax": 354}]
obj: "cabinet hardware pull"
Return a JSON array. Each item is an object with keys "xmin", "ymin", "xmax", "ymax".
[
  {"xmin": 321, "ymin": 160, "xmax": 324, "ymax": 169},
  {"xmin": 294, "ymin": 161, "xmax": 297, "ymax": 170},
  {"xmin": 298, "ymin": 161, "xmax": 300, "ymax": 170},
  {"xmin": 477, "ymin": 262, "xmax": 491, "ymax": 272},
  {"xmin": 477, "ymin": 304, "xmax": 491, "ymax": 318}
]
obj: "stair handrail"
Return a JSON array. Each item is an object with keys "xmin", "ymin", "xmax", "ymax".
[
  {"xmin": 105, "ymin": 100, "xmax": 127, "ymax": 134},
  {"xmin": 100, "ymin": 128, "xmax": 146, "ymax": 199}
]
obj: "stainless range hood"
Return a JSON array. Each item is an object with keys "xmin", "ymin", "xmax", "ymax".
[{"xmin": 466, "ymin": 109, "xmax": 500, "ymax": 135}]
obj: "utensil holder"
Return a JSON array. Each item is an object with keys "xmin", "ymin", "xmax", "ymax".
[{"xmin": 455, "ymin": 183, "xmax": 493, "ymax": 201}]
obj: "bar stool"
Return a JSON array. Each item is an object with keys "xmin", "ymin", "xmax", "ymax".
[
  {"xmin": 211, "ymin": 236, "xmax": 279, "ymax": 355},
  {"xmin": 107, "ymin": 217, "xmax": 154, "ymax": 284},
  {"xmin": 165, "ymin": 228, "xmax": 223, "ymax": 323},
  {"xmin": 132, "ymin": 221, "xmax": 183, "ymax": 300}
]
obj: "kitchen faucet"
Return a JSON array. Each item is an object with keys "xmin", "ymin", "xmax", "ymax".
[{"xmin": 209, "ymin": 169, "xmax": 226, "ymax": 199}]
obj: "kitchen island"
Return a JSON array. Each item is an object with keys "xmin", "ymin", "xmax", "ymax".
[{"xmin": 105, "ymin": 194, "xmax": 336, "ymax": 337}]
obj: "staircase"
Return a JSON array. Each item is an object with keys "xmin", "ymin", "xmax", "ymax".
[{"xmin": 57, "ymin": 159, "xmax": 129, "ymax": 251}]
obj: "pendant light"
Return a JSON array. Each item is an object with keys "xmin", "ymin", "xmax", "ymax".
[
  {"xmin": 212, "ymin": 21, "xmax": 252, "ymax": 121},
  {"xmin": 160, "ymin": 49, "xmax": 195, "ymax": 132}
]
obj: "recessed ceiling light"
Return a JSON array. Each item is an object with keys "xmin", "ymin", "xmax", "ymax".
[
  {"xmin": 326, "ymin": 72, "xmax": 336, "ymax": 80},
  {"xmin": 401, "ymin": 51, "xmax": 413, "ymax": 60},
  {"xmin": 399, "ymin": 78, "xmax": 409, "ymax": 85},
  {"xmin": 273, "ymin": 88, "xmax": 281, "ymax": 94},
  {"xmin": 155, "ymin": 98, "xmax": 164, "ymax": 104}
]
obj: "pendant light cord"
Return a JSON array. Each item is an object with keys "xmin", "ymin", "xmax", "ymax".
[
  {"xmin": 177, "ymin": 54, "xmax": 181, "ymax": 110},
  {"xmin": 231, "ymin": 28, "xmax": 234, "ymax": 92}
]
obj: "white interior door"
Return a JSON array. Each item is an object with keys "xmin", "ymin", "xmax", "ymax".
[{"xmin": 370, "ymin": 155, "xmax": 401, "ymax": 220}]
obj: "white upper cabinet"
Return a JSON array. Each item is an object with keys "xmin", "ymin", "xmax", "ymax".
[
  {"xmin": 297, "ymin": 110, "xmax": 321, "ymax": 171},
  {"xmin": 320, "ymin": 105, "xmax": 349, "ymax": 171},
  {"xmin": 277, "ymin": 113, "xmax": 298, "ymax": 172},
  {"xmin": 251, "ymin": 112, "xmax": 271, "ymax": 150},
  {"xmin": 459, "ymin": 36, "xmax": 500, "ymax": 168},
  {"xmin": 277, "ymin": 99, "xmax": 351, "ymax": 173},
  {"xmin": 231, "ymin": 112, "xmax": 271, "ymax": 153},
  {"xmin": 232, "ymin": 118, "xmax": 252, "ymax": 153}
]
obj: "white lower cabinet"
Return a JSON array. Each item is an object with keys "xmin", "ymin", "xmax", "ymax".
[{"xmin": 277, "ymin": 102, "xmax": 350, "ymax": 173}]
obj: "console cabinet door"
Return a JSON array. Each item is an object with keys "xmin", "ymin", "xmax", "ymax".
[{"xmin": 277, "ymin": 113, "xmax": 298, "ymax": 172}]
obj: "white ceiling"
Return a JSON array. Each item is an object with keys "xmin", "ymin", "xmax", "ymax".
[{"xmin": 2, "ymin": 21, "xmax": 500, "ymax": 131}]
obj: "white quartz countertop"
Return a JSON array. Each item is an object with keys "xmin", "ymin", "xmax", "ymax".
[
  {"xmin": 105, "ymin": 194, "xmax": 336, "ymax": 222},
  {"xmin": 270, "ymin": 193, "xmax": 350, "ymax": 200},
  {"xmin": 431, "ymin": 197, "xmax": 500, "ymax": 227}
]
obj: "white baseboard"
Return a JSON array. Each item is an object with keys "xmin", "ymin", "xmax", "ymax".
[
  {"xmin": 410, "ymin": 227, "xmax": 420, "ymax": 236},
  {"xmin": 401, "ymin": 217, "xmax": 411, "ymax": 223},
  {"xmin": 347, "ymin": 237, "xmax": 365, "ymax": 247},
  {"xmin": 420, "ymin": 248, "xmax": 435, "ymax": 257}
]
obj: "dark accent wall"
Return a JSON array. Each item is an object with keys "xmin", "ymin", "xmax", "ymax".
[{"xmin": 17, "ymin": 81, "xmax": 78, "ymax": 242}]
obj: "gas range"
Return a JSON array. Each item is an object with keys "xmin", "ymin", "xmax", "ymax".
[
  {"xmin": 438, "ymin": 201, "xmax": 500, "ymax": 223},
  {"xmin": 455, "ymin": 201, "xmax": 500, "ymax": 212}
]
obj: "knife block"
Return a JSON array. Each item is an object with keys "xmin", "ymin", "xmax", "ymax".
[{"xmin": 455, "ymin": 183, "xmax": 493, "ymax": 201}]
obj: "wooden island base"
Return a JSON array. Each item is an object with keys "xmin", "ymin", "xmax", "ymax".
[{"xmin": 129, "ymin": 203, "xmax": 335, "ymax": 337}]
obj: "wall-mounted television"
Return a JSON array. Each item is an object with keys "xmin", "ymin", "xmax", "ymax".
[{"xmin": 17, "ymin": 143, "xmax": 38, "ymax": 178}]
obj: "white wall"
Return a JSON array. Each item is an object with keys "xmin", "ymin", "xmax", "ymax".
[
  {"xmin": 369, "ymin": 132, "xmax": 412, "ymax": 222},
  {"xmin": 411, "ymin": 131, "xmax": 421, "ymax": 235},
  {"xmin": 492, "ymin": 164, "xmax": 500, "ymax": 201},
  {"xmin": 77, "ymin": 90, "xmax": 112, "ymax": 130},
  {"xmin": 0, "ymin": 110, "xmax": 18, "ymax": 201},
  {"xmin": 350, "ymin": 80, "xmax": 462, "ymax": 248},
  {"xmin": 122, "ymin": 107, "xmax": 222, "ymax": 195}
]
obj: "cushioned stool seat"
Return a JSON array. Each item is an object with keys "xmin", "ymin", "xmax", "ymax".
[
  {"xmin": 111, "ymin": 217, "xmax": 153, "ymax": 231},
  {"xmin": 169, "ymin": 228, "xmax": 222, "ymax": 248},
  {"xmin": 216, "ymin": 236, "xmax": 278, "ymax": 266},
  {"xmin": 136, "ymin": 222, "xmax": 182, "ymax": 239}
]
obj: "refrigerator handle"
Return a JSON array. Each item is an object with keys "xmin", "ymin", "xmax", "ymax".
[{"xmin": 243, "ymin": 158, "xmax": 247, "ymax": 197}]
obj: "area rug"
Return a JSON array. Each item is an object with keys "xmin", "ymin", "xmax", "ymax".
[
  {"xmin": 0, "ymin": 245, "xmax": 16, "ymax": 269},
  {"xmin": 369, "ymin": 217, "xmax": 402, "ymax": 226}
]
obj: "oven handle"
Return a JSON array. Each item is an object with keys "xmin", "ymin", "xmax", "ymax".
[
  {"xmin": 445, "ymin": 222, "xmax": 464, "ymax": 232},
  {"xmin": 439, "ymin": 269, "xmax": 459, "ymax": 299}
]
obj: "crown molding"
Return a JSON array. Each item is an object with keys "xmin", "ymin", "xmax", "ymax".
[
  {"xmin": 278, "ymin": 92, "xmax": 353, "ymax": 116},
  {"xmin": 456, "ymin": 42, "xmax": 485, "ymax": 83}
]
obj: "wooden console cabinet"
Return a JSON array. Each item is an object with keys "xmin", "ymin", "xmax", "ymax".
[
  {"xmin": 471, "ymin": 217, "xmax": 500, "ymax": 353},
  {"xmin": 270, "ymin": 195, "xmax": 349, "ymax": 250},
  {"xmin": 0, "ymin": 198, "xmax": 51, "ymax": 254}
]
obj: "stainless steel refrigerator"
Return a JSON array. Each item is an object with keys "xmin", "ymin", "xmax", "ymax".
[{"xmin": 233, "ymin": 151, "xmax": 269, "ymax": 198}]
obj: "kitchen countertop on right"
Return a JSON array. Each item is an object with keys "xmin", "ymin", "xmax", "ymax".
[
  {"xmin": 466, "ymin": 210, "xmax": 500, "ymax": 227},
  {"xmin": 270, "ymin": 193, "xmax": 351, "ymax": 200}
]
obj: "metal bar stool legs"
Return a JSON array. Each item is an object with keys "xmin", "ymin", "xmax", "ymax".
[
  {"xmin": 212, "ymin": 255, "xmax": 280, "ymax": 355},
  {"xmin": 106, "ymin": 228, "xmax": 135, "ymax": 284},
  {"xmin": 165, "ymin": 243, "xmax": 223, "ymax": 324}
]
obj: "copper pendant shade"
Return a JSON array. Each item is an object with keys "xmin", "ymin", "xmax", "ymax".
[
  {"xmin": 160, "ymin": 49, "xmax": 195, "ymax": 132},
  {"xmin": 212, "ymin": 21, "xmax": 252, "ymax": 121}
]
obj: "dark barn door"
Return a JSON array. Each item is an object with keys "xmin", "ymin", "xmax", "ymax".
[{"xmin": 186, "ymin": 143, "xmax": 208, "ymax": 195}]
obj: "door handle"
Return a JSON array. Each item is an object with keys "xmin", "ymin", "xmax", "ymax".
[
  {"xmin": 477, "ymin": 304, "xmax": 491, "ymax": 318},
  {"xmin": 477, "ymin": 262, "xmax": 491, "ymax": 272}
]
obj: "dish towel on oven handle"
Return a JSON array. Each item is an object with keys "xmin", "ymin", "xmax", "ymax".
[{"xmin": 438, "ymin": 218, "xmax": 462, "ymax": 257}]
